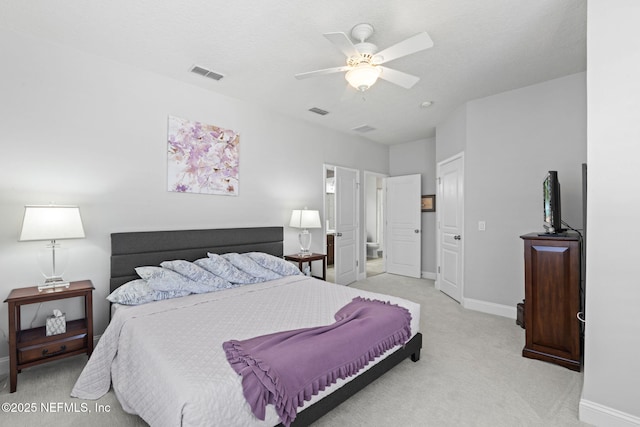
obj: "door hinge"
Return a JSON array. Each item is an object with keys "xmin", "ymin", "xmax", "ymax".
[
  {"xmin": 438, "ymin": 266, "xmax": 440, "ymax": 273},
  {"xmin": 356, "ymin": 260, "xmax": 359, "ymax": 267}
]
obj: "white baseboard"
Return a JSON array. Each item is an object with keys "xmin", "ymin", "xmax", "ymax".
[
  {"xmin": 580, "ymin": 398, "xmax": 640, "ymax": 426},
  {"xmin": 464, "ymin": 297, "xmax": 517, "ymax": 319}
]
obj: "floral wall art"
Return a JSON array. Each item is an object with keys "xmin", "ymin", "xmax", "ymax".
[{"xmin": 167, "ymin": 115, "xmax": 239, "ymax": 196}]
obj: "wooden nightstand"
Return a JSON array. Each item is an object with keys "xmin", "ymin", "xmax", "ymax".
[
  {"xmin": 4, "ymin": 280, "xmax": 94, "ymax": 393},
  {"xmin": 284, "ymin": 253, "xmax": 327, "ymax": 281}
]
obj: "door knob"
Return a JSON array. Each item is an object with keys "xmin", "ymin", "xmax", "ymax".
[
  {"xmin": 454, "ymin": 235, "xmax": 461, "ymax": 240},
  {"xmin": 336, "ymin": 232, "xmax": 343, "ymax": 237},
  {"xmin": 414, "ymin": 229, "xmax": 420, "ymax": 233}
]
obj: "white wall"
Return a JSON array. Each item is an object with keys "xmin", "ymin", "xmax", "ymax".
[
  {"xmin": 435, "ymin": 104, "xmax": 467, "ymax": 163},
  {"xmin": 435, "ymin": 73, "xmax": 586, "ymax": 313},
  {"xmin": 580, "ymin": 1, "xmax": 640, "ymax": 424},
  {"xmin": 389, "ymin": 137, "xmax": 437, "ymax": 276},
  {"xmin": 464, "ymin": 73, "xmax": 587, "ymax": 306},
  {"xmin": 0, "ymin": 28, "xmax": 389, "ymax": 359}
]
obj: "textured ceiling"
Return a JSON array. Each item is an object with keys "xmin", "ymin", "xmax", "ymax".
[{"xmin": 0, "ymin": 0, "xmax": 587, "ymax": 145}]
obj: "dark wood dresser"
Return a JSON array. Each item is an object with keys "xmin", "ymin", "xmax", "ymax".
[{"xmin": 520, "ymin": 233, "xmax": 582, "ymax": 371}]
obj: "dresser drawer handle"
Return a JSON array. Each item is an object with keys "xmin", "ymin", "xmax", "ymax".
[{"xmin": 42, "ymin": 345, "xmax": 67, "ymax": 357}]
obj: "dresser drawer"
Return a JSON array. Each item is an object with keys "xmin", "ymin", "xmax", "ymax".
[{"xmin": 18, "ymin": 334, "xmax": 87, "ymax": 364}]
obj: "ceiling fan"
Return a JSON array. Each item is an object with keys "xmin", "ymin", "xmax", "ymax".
[{"xmin": 295, "ymin": 23, "xmax": 433, "ymax": 92}]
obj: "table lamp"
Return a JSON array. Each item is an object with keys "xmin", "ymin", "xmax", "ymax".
[
  {"xmin": 19, "ymin": 205, "xmax": 85, "ymax": 291},
  {"xmin": 289, "ymin": 208, "xmax": 321, "ymax": 256}
]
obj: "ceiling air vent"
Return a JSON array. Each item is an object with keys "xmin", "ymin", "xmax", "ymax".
[
  {"xmin": 190, "ymin": 65, "xmax": 224, "ymax": 81},
  {"xmin": 352, "ymin": 124, "xmax": 376, "ymax": 133},
  {"xmin": 308, "ymin": 107, "xmax": 329, "ymax": 116}
]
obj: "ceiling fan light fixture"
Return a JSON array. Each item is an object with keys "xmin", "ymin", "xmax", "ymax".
[{"xmin": 345, "ymin": 63, "xmax": 381, "ymax": 92}]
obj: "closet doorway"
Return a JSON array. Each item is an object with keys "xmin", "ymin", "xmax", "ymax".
[
  {"xmin": 364, "ymin": 171, "xmax": 387, "ymax": 277},
  {"xmin": 436, "ymin": 153, "xmax": 464, "ymax": 302}
]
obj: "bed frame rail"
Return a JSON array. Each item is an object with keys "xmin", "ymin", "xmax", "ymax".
[{"xmin": 282, "ymin": 332, "xmax": 422, "ymax": 427}]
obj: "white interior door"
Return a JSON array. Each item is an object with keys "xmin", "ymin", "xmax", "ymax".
[
  {"xmin": 437, "ymin": 154, "xmax": 464, "ymax": 302},
  {"xmin": 335, "ymin": 167, "xmax": 358, "ymax": 285},
  {"xmin": 385, "ymin": 174, "xmax": 421, "ymax": 278}
]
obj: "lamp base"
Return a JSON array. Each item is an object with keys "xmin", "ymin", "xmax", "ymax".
[
  {"xmin": 37, "ymin": 242, "xmax": 70, "ymax": 290},
  {"xmin": 298, "ymin": 230, "xmax": 312, "ymax": 256},
  {"xmin": 38, "ymin": 277, "xmax": 70, "ymax": 292}
]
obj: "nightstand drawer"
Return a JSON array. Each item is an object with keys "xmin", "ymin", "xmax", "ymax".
[{"xmin": 18, "ymin": 334, "xmax": 87, "ymax": 364}]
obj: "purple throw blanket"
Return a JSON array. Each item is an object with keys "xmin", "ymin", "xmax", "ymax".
[{"xmin": 223, "ymin": 297, "xmax": 412, "ymax": 426}]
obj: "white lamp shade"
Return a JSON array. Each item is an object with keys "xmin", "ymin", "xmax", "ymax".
[
  {"xmin": 345, "ymin": 63, "xmax": 382, "ymax": 91},
  {"xmin": 19, "ymin": 205, "xmax": 86, "ymax": 241},
  {"xmin": 289, "ymin": 209, "xmax": 321, "ymax": 229}
]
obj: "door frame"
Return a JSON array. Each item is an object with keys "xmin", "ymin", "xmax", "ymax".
[
  {"xmin": 363, "ymin": 171, "xmax": 388, "ymax": 277},
  {"xmin": 323, "ymin": 164, "xmax": 335, "ymax": 281},
  {"xmin": 323, "ymin": 163, "xmax": 361, "ymax": 283},
  {"xmin": 436, "ymin": 152, "xmax": 465, "ymax": 301}
]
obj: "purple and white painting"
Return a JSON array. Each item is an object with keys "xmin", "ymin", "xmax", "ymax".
[{"xmin": 167, "ymin": 115, "xmax": 239, "ymax": 196}]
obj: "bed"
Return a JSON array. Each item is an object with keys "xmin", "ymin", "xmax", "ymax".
[{"xmin": 72, "ymin": 227, "xmax": 422, "ymax": 426}]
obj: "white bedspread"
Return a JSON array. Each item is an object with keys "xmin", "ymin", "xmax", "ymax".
[{"xmin": 72, "ymin": 275, "xmax": 420, "ymax": 427}]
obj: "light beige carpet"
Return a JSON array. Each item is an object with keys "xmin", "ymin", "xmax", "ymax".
[
  {"xmin": 315, "ymin": 274, "xmax": 590, "ymax": 427},
  {"xmin": 0, "ymin": 274, "xmax": 591, "ymax": 426},
  {"xmin": 326, "ymin": 257, "xmax": 384, "ymax": 282},
  {"xmin": 365, "ymin": 257, "xmax": 384, "ymax": 277}
]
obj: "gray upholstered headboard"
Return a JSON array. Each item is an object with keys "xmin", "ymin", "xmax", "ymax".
[{"xmin": 110, "ymin": 227, "xmax": 283, "ymax": 292}]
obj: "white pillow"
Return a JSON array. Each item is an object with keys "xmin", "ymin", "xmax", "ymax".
[
  {"xmin": 160, "ymin": 260, "xmax": 233, "ymax": 291},
  {"xmin": 195, "ymin": 254, "xmax": 261, "ymax": 284},
  {"xmin": 135, "ymin": 266, "xmax": 213, "ymax": 294},
  {"xmin": 106, "ymin": 279, "xmax": 190, "ymax": 305},
  {"xmin": 246, "ymin": 252, "xmax": 303, "ymax": 276},
  {"xmin": 221, "ymin": 253, "xmax": 282, "ymax": 280}
]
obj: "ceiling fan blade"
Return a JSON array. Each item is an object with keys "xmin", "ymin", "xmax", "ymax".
[
  {"xmin": 378, "ymin": 66, "xmax": 420, "ymax": 89},
  {"xmin": 295, "ymin": 66, "xmax": 351, "ymax": 80},
  {"xmin": 373, "ymin": 32, "xmax": 433, "ymax": 64},
  {"xmin": 323, "ymin": 32, "xmax": 360, "ymax": 58}
]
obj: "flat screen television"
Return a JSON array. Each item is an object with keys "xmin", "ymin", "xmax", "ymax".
[{"xmin": 542, "ymin": 170, "xmax": 564, "ymax": 234}]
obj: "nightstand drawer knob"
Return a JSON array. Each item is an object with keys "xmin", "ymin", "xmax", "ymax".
[{"xmin": 42, "ymin": 345, "xmax": 67, "ymax": 357}]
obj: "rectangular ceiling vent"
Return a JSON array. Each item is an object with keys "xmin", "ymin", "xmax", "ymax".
[
  {"xmin": 352, "ymin": 124, "xmax": 376, "ymax": 133},
  {"xmin": 190, "ymin": 65, "xmax": 224, "ymax": 81},
  {"xmin": 308, "ymin": 107, "xmax": 329, "ymax": 116}
]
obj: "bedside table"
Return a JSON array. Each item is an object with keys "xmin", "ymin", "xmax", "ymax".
[
  {"xmin": 4, "ymin": 280, "xmax": 94, "ymax": 393},
  {"xmin": 285, "ymin": 253, "xmax": 327, "ymax": 281}
]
